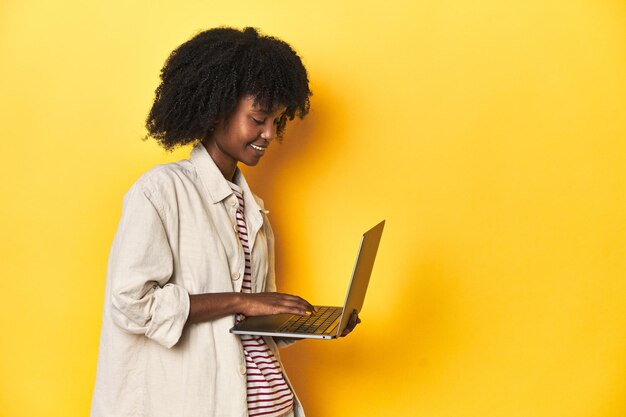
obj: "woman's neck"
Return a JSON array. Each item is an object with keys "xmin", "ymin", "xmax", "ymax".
[{"xmin": 202, "ymin": 139, "xmax": 237, "ymax": 180}]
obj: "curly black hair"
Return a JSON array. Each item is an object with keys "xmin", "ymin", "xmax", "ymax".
[{"xmin": 145, "ymin": 26, "xmax": 312, "ymax": 150}]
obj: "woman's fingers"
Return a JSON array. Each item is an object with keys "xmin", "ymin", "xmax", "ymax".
[
  {"xmin": 242, "ymin": 292, "xmax": 315, "ymax": 316},
  {"xmin": 341, "ymin": 310, "xmax": 361, "ymax": 337},
  {"xmin": 267, "ymin": 293, "xmax": 313, "ymax": 313}
]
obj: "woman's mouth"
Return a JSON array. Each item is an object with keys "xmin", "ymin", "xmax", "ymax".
[{"xmin": 250, "ymin": 143, "xmax": 267, "ymax": 153}]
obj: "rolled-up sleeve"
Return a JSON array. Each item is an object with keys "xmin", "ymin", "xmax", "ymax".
[{"xmin": 109, "ymin": 182, "xmax": 190, "ymax": 349}]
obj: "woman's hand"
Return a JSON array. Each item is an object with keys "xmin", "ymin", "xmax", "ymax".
[
  {"xmin": 240, "ymin": 292, "xmax": 315, "ymax": 317},
  {"xmin": 340, "ymin": 310, "xmax": 361, "ymax": 337}
]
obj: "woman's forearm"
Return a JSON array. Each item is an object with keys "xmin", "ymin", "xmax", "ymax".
[
  {"xmin": 187, "ymin": 291, "xmax": 314, "ymax": 325},
  {"xmin": 187, "ymin": 292, "xmax": 244, "ymax": 324}
]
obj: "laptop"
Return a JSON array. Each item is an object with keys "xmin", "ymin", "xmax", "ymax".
[{"xmin": 230, "ymin": 220, "xmax": 385, "ymax": 340}]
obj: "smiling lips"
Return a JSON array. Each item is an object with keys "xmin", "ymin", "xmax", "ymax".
[{"xmin": 250, "ymin": 143, "xmax": 267, "ymax": 153}]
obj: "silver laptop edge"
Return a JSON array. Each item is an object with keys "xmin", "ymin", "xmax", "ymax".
[
  {"xmin": 334, "ymin": 220, "xmax": 385, "ymax": 337},
  {"xmin": 230, "ymin": 220, "xmax": 385, "ymax": 339}
]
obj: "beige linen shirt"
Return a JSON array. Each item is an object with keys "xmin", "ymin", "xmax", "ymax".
[{"xmin": 91, "ymin": 143, "xmax": 304, "ymax": 417}]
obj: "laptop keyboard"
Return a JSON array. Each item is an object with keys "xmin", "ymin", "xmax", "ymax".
[{"xmin": 277, "ymin": 306, "xmax": 342, "ymax": 335}]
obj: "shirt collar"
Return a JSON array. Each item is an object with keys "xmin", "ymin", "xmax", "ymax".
[
  {"xmin": 190, "ymin": 142, "xmax": 264, "ymax": 214},
  {"xmin": 232, "ymin": 168, "xmax": 264, "ymax": 214},
  {"xmin": 190, "ymin": 142, "xmax": 232, "ymax": 204}
]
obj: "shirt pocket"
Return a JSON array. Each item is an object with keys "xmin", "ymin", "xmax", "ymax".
[{"xmin": 177, "ymin": 209, "xmax": 241, "ymax": 294}]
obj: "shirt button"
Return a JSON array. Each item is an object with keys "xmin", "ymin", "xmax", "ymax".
[
  {"xmin": 239, "ymin": 364, "xmax": 246, "ymax": 374},
  {"xmin": 231, "ymin": 271, "xmax": 240, "ymax": 280}
]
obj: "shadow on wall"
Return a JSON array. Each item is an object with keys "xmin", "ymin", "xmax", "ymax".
[
  {"xmin": 245, "ymin": 88, "xmax": 471, "ymax": 414},
  {"xmin": 280, "ymin": 248, "xmax": 469, "ymax": 415}
]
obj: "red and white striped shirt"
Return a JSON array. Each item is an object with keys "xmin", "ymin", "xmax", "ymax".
[{"xmin": 230, "ymin": 183, "xmax": 294, "ymax": 417}]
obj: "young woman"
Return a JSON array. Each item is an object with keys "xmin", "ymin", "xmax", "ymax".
[{"xmin": 91, "ymin": 27, "xmax": 317, "ymax": 417}]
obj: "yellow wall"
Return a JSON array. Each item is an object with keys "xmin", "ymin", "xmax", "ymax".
[{"xmin": 1, "ymin": 1, "xmax": 625, "ymax": 416}]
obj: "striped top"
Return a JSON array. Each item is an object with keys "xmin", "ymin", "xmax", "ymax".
[{"xmin": 229, "ymin": 183, "xmax": 294, "ymax": 417}]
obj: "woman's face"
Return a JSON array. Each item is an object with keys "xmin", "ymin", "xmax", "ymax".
[{"xmin": 204, "ymin": 96, "xmax": 285, "ymax": 177}]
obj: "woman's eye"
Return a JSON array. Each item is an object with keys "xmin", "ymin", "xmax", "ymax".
[{"xmin": 252, "ymin": 117, "xmax": 265, "ymax": 125}]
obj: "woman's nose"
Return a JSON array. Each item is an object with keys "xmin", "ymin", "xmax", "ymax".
[{"xmin": 260, "ymin": 123, "xmax": 277, "ymax": 141}]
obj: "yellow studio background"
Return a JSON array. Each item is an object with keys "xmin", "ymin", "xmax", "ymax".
[{"xmin": 1, "ymin": 0, "xmax": 625, "ymax": 416}]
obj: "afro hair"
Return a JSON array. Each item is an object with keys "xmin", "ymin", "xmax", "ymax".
[{"xmin": 145, "ymin": 26, "xmax": 312, "ymax": 150}]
